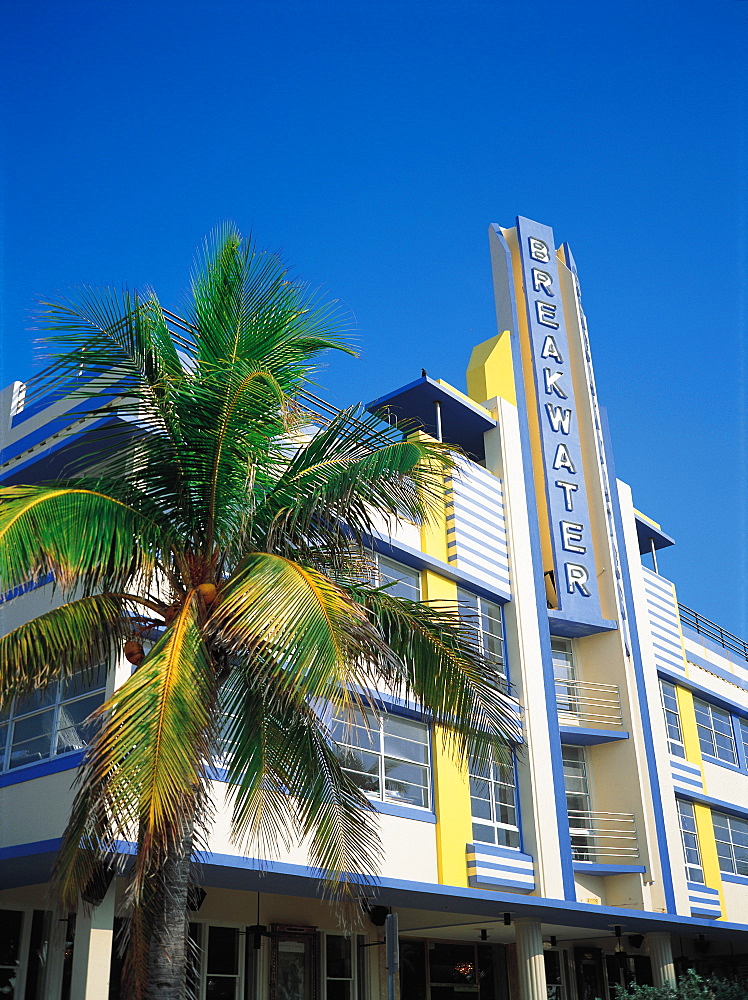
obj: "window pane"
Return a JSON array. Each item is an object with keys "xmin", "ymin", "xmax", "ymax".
[
  {"xmin": 56, "ymin": 692, "xmax": 105, "ymax": 755},
  {"xmin": 13, "ymin": 686, "xmax": 57, "ymax": 718},
  {"xmin": 326, "ymin": 935, "xmax": 352, "ymax": 979},
  {"xmin": 61, "ymin": 663, "xmax": 108, "ymax": 699},
  {"xmin": 10, "ymin": 709, "xmax": 55, "ymax": 767},
  {"xmin": 207, "ymin": 926, "xmax": 238, "ymax": 975},
  {"xmin": 378, "ymin": 557, "xmax": 420, "ymax": 600},
  {"xmin": 383, "ymin": 733, "xmax": 428, "ymax": 765}
]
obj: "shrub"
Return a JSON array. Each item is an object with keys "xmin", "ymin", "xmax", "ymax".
[{"xmin": 612, "ymin": 968, "xmax": 748, "ymax": 1000}]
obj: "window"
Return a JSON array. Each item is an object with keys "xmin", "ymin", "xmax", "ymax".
[
  {"xmin": 693, "ymin": 698, "xmax": 737, "ymax": 765},
  {"xmin": 552, "ymin": 638, "xmax": 576, "ymax": 713},
  {"xmin": 456, "ymin": 589, "xmax": 507, "ymax": 690},
  {"xmin": 377, "ymin": 555, "xmax": 420, "ymax": 601},
  {"xmin": 712, "ymin": 811, "xmax": 748, "ymax": 877},
  {"xmin": 739, "ymin": 718, "xmax": 748, "ymax": 764},
  {"xmin": 330, "ymin": 707, "xmax": 431, "ymax": 809},
  {"xmin": 660, "ymin": 681, "xmax": 686, "ymax": 758},
  {"xmin": 469, "ymin": 752, "xmax": 520, "ymax": 849},
  {"xmin": 562, "ymin": 745, "xmax": 592, "ymax": 861},
  {"xmin": 0, "ymin": 665, "xmax": 108, "ymax": 773},
  {"xmin": 676, "ymin": 799, "xmax": 704, "ymax": 883},
  {"xmin": 325, "ymin": 934, "xmax": 354, "ymax": 1000}
]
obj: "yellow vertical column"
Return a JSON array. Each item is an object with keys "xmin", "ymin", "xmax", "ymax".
[
  {"xmin": 676, "ymin": 687, "xmax": 726, "ymax": 914},
  {"xmin": 420, "ymin": 467, "xmax": 472, "ymax": 887}
]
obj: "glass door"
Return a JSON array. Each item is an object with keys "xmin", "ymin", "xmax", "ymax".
[{"xmin": 0, "ymin": 910, "xmax": 25, "ymax": 999}]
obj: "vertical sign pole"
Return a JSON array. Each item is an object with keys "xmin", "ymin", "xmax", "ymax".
[{"xmin": 385, "ymin": 912, "xmax": 399, "ymax": 1000}]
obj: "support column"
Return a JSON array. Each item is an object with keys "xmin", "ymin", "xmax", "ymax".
[
  {"xmin": 69, "ymin": 883, "xmax": 116, "ymax": 1000},
  {"xmin": 646, "ymin": 932, "xmax": 676, "ymax": 988},
  {"xmin": 514, "ymin": 919, "xmax": 546, "ymax": 1000}
]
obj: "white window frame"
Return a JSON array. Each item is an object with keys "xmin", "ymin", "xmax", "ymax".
[
  {"xmin": 456, "ymin": 588, "xmax": 507, "ymax": 690},
  {"xmin": 376, "ymin": 555, "xmax": 421, "ymax": 601},
  {"xmin": 0, "ymin": 665, "xmax": 108, "ymax": 774},
  {"xmin": 468, "ymin": 751, "xmax": 520, "ymax": 849},
  {"xmin": 693, "ymin": 698, "xmax": 737, "ymax": 765},
  {"xmin": 712, "ymin": 811, "xmax": 748, "ymax": 877},
  {"xmin": 331, "ymin": 707, "xmax": 432, "ymax": 811},
  {"xmin": 323, "ymin": 932, "xmax": 365, "ymax": 999},
  {"xmin": 676, "ymin": 799, "xmax": 704, "ymax": 884},
  {"xmin": 659, "ymin": 680, "xmax": 686, "ymax": 759}
]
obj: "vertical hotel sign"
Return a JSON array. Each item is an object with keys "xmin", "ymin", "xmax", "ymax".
[{"xmin": 516, "ymin": 216, "xmax": 601, "ymax": 621}]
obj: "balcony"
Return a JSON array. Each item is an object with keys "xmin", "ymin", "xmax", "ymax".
[
  {"xmin": 555, "ymin": 679, "xmax": 623, "ymax": 728},
  {"xmin": 568, "ymin": 809, "xmax": 639, "ymax": 864}
]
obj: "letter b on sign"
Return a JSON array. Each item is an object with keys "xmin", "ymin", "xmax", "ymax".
[{"xmin": 529, "ymin": 237, "xmax": 550, "ymax": 262}]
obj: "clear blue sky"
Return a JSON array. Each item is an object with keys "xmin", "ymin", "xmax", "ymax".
[{"xmin": 2, "ymin": 0, "xmax": 746, "ymax": 634}]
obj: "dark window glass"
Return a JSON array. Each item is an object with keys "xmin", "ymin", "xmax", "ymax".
[
  {"xmin": 399, "ymin": 940, "xmax": 427, "ymax": 1000},
  {"xmin": 207, "ymin": 926, "xmax": 238, "ymax": 976}
]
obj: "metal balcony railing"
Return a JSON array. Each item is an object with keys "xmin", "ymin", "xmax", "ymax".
[
  {"xmin": 555, "ymin": 679, "xmax": 623, "ymax": 728},
  {"xmin": 678, "ymin": 603, "xmax": 748, "ymax": 663},
  {"xmin": 567, "ymin": 809, "xmax": 639, "ymax": 863}
]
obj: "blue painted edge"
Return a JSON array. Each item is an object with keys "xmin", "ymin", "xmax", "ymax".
[
  {"xmin": 682, "ymin": 624, "xmax": 748, "ymax": 671},
  {"xmin": 676, "ymin": 786, "xmax": 748, "ymax": 824},
  {"xmin": 572, "ymin": 862, "xmax": 646, "ymax": 875},
  {"xmin": 0, "ymin": 572, "xmax": 54, "ymax": 606},
  {"xmin": 370, "ymin": 534, "xmax": 512, "ymax": 606},
  {"xmin": 467, "ymin": 841, "xmax": 532, "ymax": 863},
  {"xmin": 0, "ymin": 416, "xmax": 115, "ymax": 481},
  {"xmin": 657, "ymin": 666, "xmax": 748, "ymax": 720},
  {"xmin": 468, "ymin": 874, "xmax": 534, "ymax": 892},
  {"xmin": 0, "ymin": 751, "xmax": 83, "ymax": 787},
  {"xmin": 682, "ymin": 649, "xmax": 748, "ymax": 699},
  {"xmin": 4, "ymin": 838, "xmax": 748, "ymax": 935},
  {"xmin": 600, "ymin": 407, "xmax": 677, "ymax": 913},
  {"xmin": 721, "ymin": 872, "xmax": 748, "ymax": 887},
  {"xmin": 489, "ymin": 222, "xmax": 576, "ymax": 900},
  {"xmin": 0, "ymin": 838, "xmax": 62, "ymax": 860},
  {"xmin": 548, "ymin": 611, "xmax": 618, "ymax": 638},
  {"xmin": 467, "ymin": 858, "xmax": 534, "ymax": 877},
  {"xmin": 687, "ymin": 881, "xmax": 720, "ymax": 894},
  {"xmin": 559, "ymin": 727, "xmax": 630, "ymax": 746}
]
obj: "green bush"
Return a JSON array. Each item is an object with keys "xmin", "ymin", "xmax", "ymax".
[{"xmin": 612, "ymin": 968, "xmax": 748, "ymax": 1000}]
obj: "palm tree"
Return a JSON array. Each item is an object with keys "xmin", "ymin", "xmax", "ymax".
[{"xmin": 0, "ymin": 227, "xmax": 518, "ymax": 999}]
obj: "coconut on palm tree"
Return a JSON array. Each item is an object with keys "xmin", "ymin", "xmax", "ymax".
[{"xmin": 0, "ymin": 227, "xmax": 518, "ymax": 999}]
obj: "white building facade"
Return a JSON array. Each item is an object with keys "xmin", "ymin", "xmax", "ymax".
[{"xmin": 1, "ymin": 217, "xmax": 747, "ymax": 999}]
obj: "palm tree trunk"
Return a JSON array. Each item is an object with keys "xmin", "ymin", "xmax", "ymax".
[{"xmin": 143, "ymin": 827, "xmax": 194, "ymax": 1000}]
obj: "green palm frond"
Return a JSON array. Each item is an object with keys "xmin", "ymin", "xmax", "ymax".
[
  {"xmin": 56, "ymin": 590, "xmax": 214, "ymax": 908},
  {"xmin": 252, "ymin": 407, "xmax": 454, "ymax": 558},
  {"xmin": 218, "ymin": 674, "xmax": 382, "ymax": 894},
  {"xmin": 212, "ymin": 553, "xmax": 389, "ymax": 705},
  {"xmin": 0, "ymin": 486, "xmax": 168, "ymax": 596},
  {"xmin": 348, "ymin": 584, "xmax": 521, "ymax": 764},
  {"xmin": 0, "ymin": 594, "xmax": 125, "ymax": 705},
  {"xmin": 189, "ymin": 225, "xmax": 352, "ymax": 376}
]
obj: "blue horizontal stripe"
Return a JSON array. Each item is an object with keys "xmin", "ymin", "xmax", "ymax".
[
  {"xmin": 0, "ymin": 751, "xmax": 84, "ymax": 787},
  {"xmin": 467, "ymin": 873, "xmax": 534, "ymax": 892}
]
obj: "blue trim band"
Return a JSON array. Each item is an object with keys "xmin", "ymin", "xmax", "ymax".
[
  {"xmin": 467, "ymin": 842, "xmax": 531, "ymax": 861},
  {"xmin": 559, "ymin": 727, "xmax": 630, "ymax": 746},
  {"xmin": 0, "ymin": 751, "xmax": 83, "ymax": 787},
  {"xmin": 657, "ymin": 666, "xmax": 748, "ymax": 718},
  {"xmin": 682, "ymin": 625, "xmax": 748, "ymax": 671},
  {"xmin": 572, "ymin": 862, "xmax": 646, "ymax": 875},
  {"xmin": 676, "ymin": 787, "xmax": 748, "ymax": 823},
  {"xmin": 370, "ymin": 534, "xmax": 511, "ymax": 605},
  {"xmin": 0, "ymin": 838, "xmax": 62, "ymax": 860}
]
